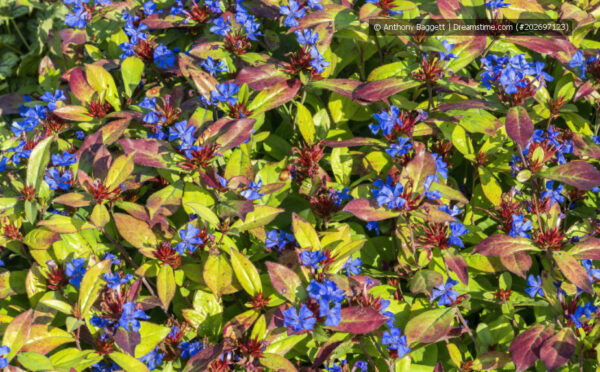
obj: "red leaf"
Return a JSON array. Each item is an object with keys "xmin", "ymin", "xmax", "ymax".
[
  {"xmin": 499, "ymin": 252, "xmax": 532, "ymax": 278},
  {"xmin": 569, "ymin": 237, "xmax": 600, "ymax": 260},
  {"xmin": 312, "ymin": 340, "xmax": 344, "ymax": 368},
  {"xmin": 443, "ymin": 249, "xmax": 468, "ymax": 285},
  {"xmin": 69, "ymin": 68, "xmax": 95, "ymax": 104},
  {"xmin": 328, "ymin": 307, "xmax": 387, "ymax": 334},
  {"xmin": 235, "ymin": 64, "xmax": 288, "ymax": 91},
  {"xmin": 265, "ymin": 262, "xmax": 302, "ymax": 303},
  {"xmin": 437, "ymin": 99, "xmax": 502, "ymax": 112},
  {"xmin": 204, "ymin": 118, "xmax": 256, "ymax": 152},
  {"xmin": 539, "ymin": 328, "xmax": 576, "ymax": 372},
  {"xmin": 342, "ymin": 199, "xmax": 400, "ymax": 221},
  {"xmin": 472, "ymin": 234, "xmax": 538, "ymax": 256},
  {"xmin": 353, "ymin": 78, "xmax": 421, "ymax": 104},
  {"xmin": 142, "ymin": 13, "xmax": 183, "ymax": 29},
  {"xmin": 309, "ymin": 79, "xmax": 362, "ymax": 99},
  {"xmin": 538, "ymin": 161, "xmax": 600, "ymax": 190},
  {"xmin": 119, "ymin": 138, "xmax": 173, "ymax": 168},
  {"xmin": 509, "ymin": 324, "xmax": 555, "ymax": 372},
  {"xmin": 505, "ymin": 106, "xmax": 533, "ymax": 149},
  {"xmin": 553, "ymin": 251, "xmax": 593, "ymax": 294},
  {"xmin": 504, "ymin": 36, "xmax": 577, "ymax": 64}
]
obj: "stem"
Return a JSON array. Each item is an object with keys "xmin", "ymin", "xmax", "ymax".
[
  {"xmin": 358, "ymin": 338, "xmax": 380, "ymax": 372},
  {"xmin": 456, "ymin": 309, "xmax": 480, "ymax": 354},
  {"xmin": 372, "ymin": 28, "xmax": 384, "ymax": 65},
  {"xmin": 11, "ymin": 19, "xmax": 30, "ymax": 49},
  {"xmin": 369, "ymin": 333, "xmax": 394, "ymax": 371}
]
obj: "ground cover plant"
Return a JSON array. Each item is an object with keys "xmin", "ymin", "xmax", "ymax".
[{"xmin": 1, "ymin": 0, "xmax": 600, "ymax": 370}]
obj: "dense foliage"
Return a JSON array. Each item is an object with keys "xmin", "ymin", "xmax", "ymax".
[{"xmin": 1, "ymin": 0, "xmax": 600, "ymax": 370}]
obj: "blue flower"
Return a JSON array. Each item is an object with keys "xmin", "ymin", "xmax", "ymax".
[
  {"xmin": 76, "ymin": 131, "xmax": 85, "ymax": 139},
  {"xmin": 143, "ymin": 1, "xmax": 156, "ymax": 15},
  {"xmin": 299, "ymin": 250, "xmax": 326, "ymax": 269},
  {"xmin": 65, "ymin": 3, "xmax": 89, "ymax": 29},
  {"xmin": 283, "ymin": 304, "xmax": 316, "ymax": 331},
  {"xmin": 40, "ymin": 90, "xmax": 66, "ymax": 111},
  {"xmin": 540, "ymin": 181, "xmax": 564, "ymax": 207},
  {"xmin": 241, "ymin": 178, "xmax": 264, "ymax": 200},
  {"xmin": 211, "ymin": 82, "xmax": 240, "ymax": 105},
  {"xmin": 309, "ymin": 46, "xmax": 329, "ymax": 73},
  {"xmin": 104, "ymin": 272, "xmax": 134, "ymax": 290},
  {"xmin": 295, "ymin": 29, "xmax": 319, "ymax": 46},
  {"xmin": 485, "ymin": 0, "xmax": 509, "ymax": 10},
  {"xmin": 582, "ymin": 259, "xmax": 600, "ymax": 282},
  {"xmin": 381, "ymin": 328, "xmax": 411, "ymax": 357},
  {"xmin": 140, "ymin": 347, "xmax": 164, "ymax": 370},
  {"xmin": 52, "ymin": 151, "xmax": 77, "ymax": 167},
  {"xmin": 371, "ymin": 176, "xmax": 406, "ymax": 210},
  {"xmin": 509, "ymin": 214, "xmax": 532, "ymax": 238},
  {"xmin": 175, "ymin": 223, "xmax": 204, "ymax": 254},
  {"xmin": 423, "ymin": 174, "xmax": 442, "ymax": 200},
  {"xmin": 332, "ymin": 188, "xmax": 352, "ymax": 207},
  {"xmin": 385, "ymin": 137, "xmax": 412, "ymax": 157},
  {"xmin": 499, "ymin": 67, "xmax": 527, "ymax": 94},
  {"xmin": 431, "ymin": 278, "xmax": 459, "ymax": 306},
  {"xmin": 104, "ymin": 253, "xmax": 121, "ymax": 265},
  {"xmin": 66, "ymin": 258, "xmax": 86, "ymax": 289},
  {"xmin": 448, "ymin": 221, "xmax": 468, "ymax": 248},
  {"xmin": 118, "ymin": 302, "xmax": 150, "ymax": 332},
  {"xmin": 366, "ymin": 221, "xmax": 380, "ymax": 235},
  {"xmin": 343, "ymin": 256, "xmax": 362, "ymax": 276},
  {"xmin": 45, "ymin": 168, "xmax": 72, "ymax": 191},
  {"xmin": 369, "ymin": 106, "xmax": 400, "ymax": 136},
  {"xmin": 10, "ymin": 141, "xmax": 32, "ymax": 165},
  {"xmin": 355, "ymin": 361, "xmax": 368, "ymax": 372},
  {"xmin": 432, "ymin": 153, "xmax": 448, "ymax": 180},
  {"xmin": 0, "ymin": 345, "xmax": 10, "ymax": 369},
  {"xmin": 569, "ymin": 50, "xmax": 596, "ymax": 79},
  {"xmin": 168, "ymin": 120, "xmax": 194, "ymax": 142},
  {"xmin": 322, "ymin": 303, "xmax": 342, "ymax": 327},
  {"xmin": 439, "ymin": 40, "xmax": 457, "ymax": 61},
  {"xmin": 525, "ymin": 274, "xmax": 544, "ymax": 298},
  {"xmin": 205, "ymin": 0, "xmax": 221, "ymax": 12},
  {"xmin": 90, "ymin": 316, "xmax": 112, "ymax": 329},
  {"xmin": 92, "ymin": 360, "xmax": 121, "ymax": 372},
  {"xmin": 307, "ymin": 279, "xmax": 345, "ymax": 310},
  {"xmin": 201, "ymin": 56, "xmax": 228, "ymax": 76},
  {"xmin": 154, "ymin": 44, "xmax": 175, "ymax": 68},
  {"xmin": 527, "ymin": 61, "xmax": 553, "ymax": 83},
  {"xmin": 280, "ymin": 0, "xmax": 305, "ymax": 27},
  {"xmin": 179, "ymin": 340, "xmax": 203, "ymax": 359},
  {"xmin": 570, "ymin": 302, "xmax": 597, "ymax": 328},
  {"xmin": 265, "ymin": 229, "xmax": 295, "ymax": 251},
  {"xmin": 210, "ymin": 16, "xmax": 231, "ymax": 36}
]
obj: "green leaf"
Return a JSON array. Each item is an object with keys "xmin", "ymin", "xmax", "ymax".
[
  {"xmin": 17, "ymin": 352, "xmax": 54, "ymax": 371},
  {"xmin": 229, "ymin": 248, "xmax": 262, "ymax": 296},
  {"xmin": 409, "ymin": 270, "xmax": 443, "ymax": 295},
  {"xmin": 184, "ymin": 202, "xmax": 220, "ymax": 226},
  {"xmin": 478, "ymin": 167, "xmax": 502, "ymax": 206},
  {"xmin": 146, "ymin": 180, "xmax": 184, "ymax": 220},
  {"xmin": 135, "ymin": 321, "xmax": 170, "ymax": 358},
  {"xmin": 261, "ymin": 353, "xmax": 299, "ymax": 372},
  {"xmin": 113, "ymin": 213, "xmax": 157, "ymax": 257},
  {"xmin": 292, "ymin": 212, "xmax": 320, "ymax": 250},
  {"xmin": 203, "ymin": 254, "xmax": 233, "ymax": 298},
  {"xmin": 78, "ymin": 259, "xmax": 111, "ymax": 316},
  {"xmin": 105, "ymin": 153, "xmax": 135, "ymax": 190},
  {"xmin": 121, "ymin": 56, "xmax": 144, "ymax": 98},
  {"xmin": 405, "ymin": 307, "xmax": 457, "ymax": 345},
  {"xmin": 2, "ymin": 310, "xmax": 34, "ymax": 361},
  {"xmin": 90, "ymin": 203, "xmax": 110, "ymax": 228},
  {"xmin": 109, "ymin": 351, "xmax": 150, "ymax": 372},
  {"xmin": 296, "ymin": 102, "xmax": 315, "ymax": 144},
  {"xmin": 331, "ymin": 147, "xmax": 352, "ymax": 185},
  {"xmin": 85, "ymin": 64, "xmax": 121, "ymax": 111},
  {"xmin": 26, "ymin": 135, "xmax": 53, "ymax": 192},
  {"xmin": 157, "ymin": 264, "xmax": 176, "ymax": 309},
  {"xmin": 230, "ymin": 205, "xmax": 283, "ymax": 232}
]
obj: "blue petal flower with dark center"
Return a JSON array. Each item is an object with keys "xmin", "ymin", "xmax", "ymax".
[
  {"xmin": 52, "ymin": 151, "xmax": 77, "ymax": 167},
  {"xmin": 104, "ymin": 272, "xmax": 134, "ymax": 290},
  {"xmin": 509, "ymin": 214, "xmax": 533, "ymax": 238},
  {"xmin": 45, "ymin": 168, "xmax": 72, "ymax": 191},
  {"xmin": 210, "ymin": 16, "xmax": 231, "ymax": 36},
  {"xmin": 154, "ymin": 44, "xmax": 175, "ymax": 68},
  {"xmin": 431, "ymin": 278, "xmax": 459, "ymax": 305},
  {"xmin": 140, "ymin": 347, "xmax": 164, "ymax": 370},
  {"xmin": 211, "ymin": 82, "xmax": 240, "ymax": 105},
  {"xmin": 343, "ymin": 256, "xmax": 362, "ymax": 276},
  {"xmin": 40, "ymin": 90, "xmax": 67, "ymax": 111},
  {"xmin": 295, "ymin": 29, "xmax": 319, "ymax": 46},
  {"xmin": 525, "ymin": 274, "xmax": 544, "ymax": 298},
  {"xmin": 201, "ymin": 56, "xmax": 228, "ymax": 76},
  {"xmin": 569, "ymin": 50, "xmax": 596, "ymax": 79},
  {"xmin": 179, "ymin": 340, "xmax": 203, "ymax": 359},
  {"xmin": 283, "ymin": 304, "xmax": 316, "ymax": 331},
  {"xmin": 381, "ymin": 327, "xmax": 411, "ymax": 357},
  {"xmin": 118, "ymin": 302, "xmax": 150, "ymax": 332},
  {"xmin": 280, "ymin": 0, "xmax": 305, "ymax": 27},
  {"xmin": 299, "ymin": 250, "xmax": 326, "ymax": 269},
  {"xmin": 65, "ymin": 258, "xmax": 86, "ymax": 289},
  {"xmin": 241, "ymin": 178, "xmax": 264, "ymax": 200},
  {"xmin": 540, "ymin": 181, "xmax": 564, "ymax": 207},
  {"xmin": 175, "ymin": 223, "xmax": 204, "ymax": 254},
  {"xmin": 0, "ymin": 345, "xmax": 10, "ymax": 369},
  {"xmin": 385, "ymin": 137, "xmax": 412, "ymax": 157}
]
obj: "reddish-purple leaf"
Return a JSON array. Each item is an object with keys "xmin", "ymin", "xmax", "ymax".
[
  {"xmin": 443, "ymin": 249, "xmax": 468, "ymax": 285},
  {"xmin": 538, "ymin": 161, "xmax": 600, "ymax": 190},
  {"xmin": 53, "ymin": 105, "xmax": 93, "ymax": 121},
  {"xmin": 433, "ymin": 361, "xmax": 444, "ymax": 372},
  {"xmin": 505, "ymin": 106, "xmax": 533, "ymax": 149},
  {"xmin": 114, "ymin": 328, "xmax": 140, "ymax": 356},
  {"xmin": 553, "ymin": 251, "xmax": 593, "ymax": 294},
  {"xmin": 142, "ymin": 13, "xmax": 183, "ymax": 29},
  {"xmin": 119, "ymin": 138, "xmax": 173, "ymax": 168},
  {"xmin": 569, "ymin": 237, "xmax": 600, "ymax": 260},
  {"xmin": 247, "ymin": 78, "xmax": 301, "ymax": 114},
  {"xmin": 437, "ymin": 0, "xmax": 459, "ymax": 18},
  {"xmin": 69, "ymin": 68, "xmax": 95, "ymax": 104},
  {"xmin": 235, "ymin": 64, "xmax": 288, "ymax": 90},
  {"xmin": 572, "ymin": 133, "xmax": 600, "ymax": 159},
  {"xmin": 184, "ymin": 343, "xmax": 224, "ymax": 372},
  {"xmin": 400, "ymin": 149, "xmax": 437, "ymax": 193},
  {"xmin": 342, "ymin": 199, "xmax": 400, "ymax": 221},
  {"xmin": 287, "ymin": 4, "xmax": 349, "ymax": 32},
  {"xmin": 539, "ymin": 328, "xmax": 576, "ymax": 372},
  {"xmin": 53, "ymin": 193, "xmax": 93, "ymax": 208},
  {"xmin": 328, "ymin": 307, "xmax": 387, "ymax": 334},
  {"xmin": 504, "ymin": 36, "xmax": 576, "ymax": 64},
  {"xmin": 509, "ymin": 324, "xmax": 555, "ymax": 372},
  {"xmin": 500, "ymin": 252, "xmax": 532, "ymax": 278},
  {"xmin": 353, "ymin": 78, "xmax": 421, "ymax": 104},
  {"xmin": 312, "ymin": 340, "xmax": 343, "ymax": 368},
  {"xmin": 309, "ymin": 79, "xmax": 362, "ymax": 99},
  {"xmin": 265, "ymin": 262, "xmax": 302, "ymax": 303},
  {"xmin": 205, "ymin": 118, "xmax": 256, "ymax": 151},
  {"xmin": 472, "ymin": 234, "xmax": 539, "ymax": 256},
  {"xmin": 437, "ymin": 100, "xmax": 502, "ymax": 112}
]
